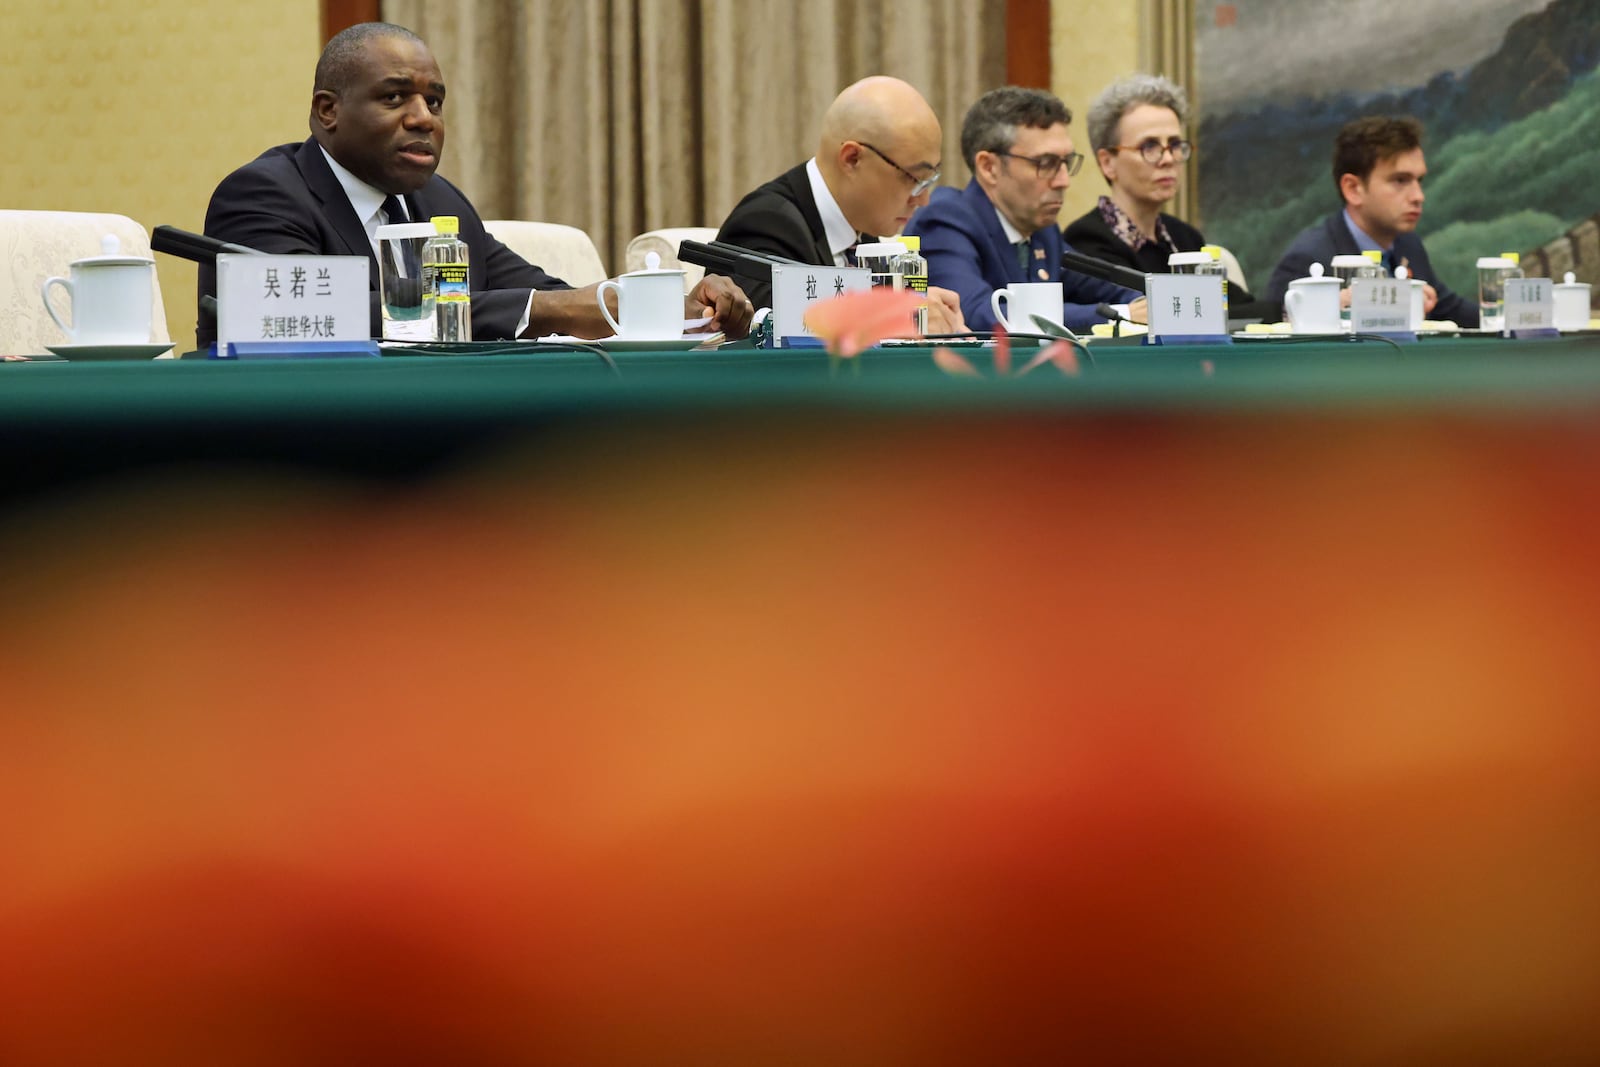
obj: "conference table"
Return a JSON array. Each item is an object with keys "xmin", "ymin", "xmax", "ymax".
[
  {"xmin": 5, "ymin": 330, "xmax": 1600, "ymax": 1064},
  {"xmin": 5, "ymin": 332, "xmax": 1600, "ymax": 471}
]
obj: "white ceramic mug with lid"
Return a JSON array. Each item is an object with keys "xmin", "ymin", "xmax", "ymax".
[
  {"xmin": 41, "ymin": 234, "xmax": 155, "ymax": 345},
  {"xmin": 1554, "ymin": 271, "xmax": 1592, "ymax": 332},
  {"xmin": 597, "ymin": 254, "xmax": 687, "ymax": 340},
  {"xmin": 1284, "ymin": 262, "xmax": 1342, "ymax": 334}
]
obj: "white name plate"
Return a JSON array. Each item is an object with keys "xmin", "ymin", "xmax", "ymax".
[
  {"xmin": 770, "ymin": 263, "xmax": 872, "ymax": 339},
  {"xmin": 1350, "ymin": 277, "xmax": 1411, "ymax": 333},
  {"xmin": 1146, "ymin": 273, "xmax": 1227, "ymax": 339},
  {"xmin": 217, "ymin": 254, "xmax": 370, "ymax": 349},
  {"xmin": 1504, "ymin": 276, "xmax": 1554, "ymax": 333}
]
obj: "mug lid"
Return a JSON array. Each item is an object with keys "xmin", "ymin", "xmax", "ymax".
[
  {"xmin": 73, "ymin": 233, "xmax": 153, "ymax": 268},
  {"xmin": 1168, "ymin": 251, "xmax": 1212, "ymax": 266},
  {"xmin": 377, "ymin": 222, "xmax": 437, "ymax": 240},
  {"xmin": 1476, "ymin": 256, "xmax": 1516, "ymax": 269},
  {"xmin": 623, "ymin": 250, "xmax": 685, "ymax": 277},
  {"xmin": 854, "ymin": 241, "xmax": 907, "ymax": 258},
  {"xmin": 1330, "ymin": 254, "xmax": 1371, "ymax": 267}
]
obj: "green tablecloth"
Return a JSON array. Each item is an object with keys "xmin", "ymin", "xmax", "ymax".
[{"xmin": 4, "ymin": 334, "xmax": 1600, "ymax": 427}]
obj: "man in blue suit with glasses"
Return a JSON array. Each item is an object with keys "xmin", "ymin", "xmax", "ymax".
[{"xmin": 906, "ymin": 87, "xmax": 1145, "ymax": 333}]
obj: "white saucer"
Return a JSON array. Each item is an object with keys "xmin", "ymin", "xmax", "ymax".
[
  {"xmin": 534, "ymin": 333, "xmax": 723, "ymax": 351},
  {"xmin": 44, "ymin": 342, "xmax": 175, "ymax": 361},
  {"xmin": 599, "ymin": 334, "xmax": 724, "ymax": 352}
]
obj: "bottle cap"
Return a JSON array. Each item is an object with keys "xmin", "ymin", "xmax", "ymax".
[
  {"xmin": 897, "ymin": 235, "xmax": 921, "ymax": 253},
  {"xmin": 1500, "ymin": 251, "xmax": 1520, "ymax": 265},
  {"xmin": 1362, "ymin": 249, "xmax": 1382, "ymax": 263},
  {"xmin": 431, "ymin": 215, "xmax": 460, "ymax": 235},
  {"xmin": 1201, "ymin": 244, "xmax": 1221, "ymax": 260},
  {"xmin": 376, "ymin": 222, "xmax": 436, "ymax": 241},
  {"xmin": 854, "ymin": 241, "xmax": 907, "ymax": 259}
]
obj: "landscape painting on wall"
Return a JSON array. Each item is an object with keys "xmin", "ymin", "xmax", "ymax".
[{"xmin": 1194, "ymin": 0, "xmax": 1600, "ymax": 302}]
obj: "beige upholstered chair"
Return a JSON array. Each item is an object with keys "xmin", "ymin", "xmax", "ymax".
[
  {"xmin": 625, "ymin": 227, "xmax": 718, "ymax": 291},
  {"xmin": 483, "ymin": 220, "xmax": 608, "ymax": 288},
  {"xmin": 0, "ymin": 210, "xmax": 169, "ymax": 354}
]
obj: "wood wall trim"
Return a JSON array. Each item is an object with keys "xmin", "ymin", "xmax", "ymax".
[
  {"xmin": 1006, "ymin": 0, "xmax": 1052, "ymax": 88},
  {"xmin": 322, "ymin": 0, "xmax": 381, "ymax": 44}
]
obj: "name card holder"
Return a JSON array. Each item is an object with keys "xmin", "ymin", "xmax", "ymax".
[
  {"xmin": 216, "ymin": 253, "xmax": 372, "ymax": 358},
  {"xmin": 1349, "ymin": 277, "xmax": 1417, "ymax": 342},
  {"xmin": 1504, "ymin": 277, "xmax": 1558, "ymax": 339},
  {"xmin": 769, "ymin": 263, "xmax": 873, "ymax": 346},
  {"xmin": 1145, "ymin": 274, "xmax": 1230, "ymax": 345}
]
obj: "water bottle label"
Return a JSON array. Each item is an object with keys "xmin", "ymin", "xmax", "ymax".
[
  {"xmin": 436, "ymin": 263, "xmax": 470, "ymax": 302},
  {"xmin": 904, "ymin": 272, "xmax": 928, "ymax": 295}
]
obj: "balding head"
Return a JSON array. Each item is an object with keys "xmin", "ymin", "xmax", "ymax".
[{"xmin": 816, "ymin": 77, "xmax": 943, "ymax": 239}]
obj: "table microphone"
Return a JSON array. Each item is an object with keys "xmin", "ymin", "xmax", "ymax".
[
  {"xmin": 151, "ymin": 225, "xmax": 265, "ymax": 263},
  {"xmin": 152, "ymin": 227, "xmax": 268, "ymax": 337},
  {"xmin": 678, "ymin": 239, "xmax": 775, "ymax": 284},
  {"xmin": 1060, "ymin": 250, "xmax": 1147, "ymax": 293}
]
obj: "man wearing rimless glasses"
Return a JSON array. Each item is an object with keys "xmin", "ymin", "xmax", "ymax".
[
  {"xmin": 906, "ymin": 87, "xmax": 1146, "ymax": 333},
  {"xmin": 715, "ymin": 76, "xmax": 966, "ymax": 332}
]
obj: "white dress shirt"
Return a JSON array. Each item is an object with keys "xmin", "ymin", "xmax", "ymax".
[
  {"xmin": 319, "ymin": 145, "xmax": 536, "ymax": 337},
  {"xmin": 806, "ymin": 157, "xmax": 867, "ymax": 267}
]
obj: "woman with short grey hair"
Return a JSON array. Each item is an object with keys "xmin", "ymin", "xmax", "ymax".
[{"xmin": 1064, "ymin": 74, "xmax": 1215, "ymax": 277}]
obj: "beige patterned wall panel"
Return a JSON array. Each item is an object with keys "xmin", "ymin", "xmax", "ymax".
[
  {"xmin": 3, "ymin": 0, "xmax": 319, "ymax": 351},
  {"xmin": 1051, "ymin": 0, "xmax": 1142, "ymax": 228}
]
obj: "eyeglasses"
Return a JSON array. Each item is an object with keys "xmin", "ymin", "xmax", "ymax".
[
  {"xmin": 859, "ymin": 141, "xmax": 942, "ymax": 197},
  {"xmin": 1111, "ymin": 137, "xmax": 1193, "ymax": 164},
  {"xmin": 996, "ymin": 150, "xmax": 1084, "ymax": 179}
]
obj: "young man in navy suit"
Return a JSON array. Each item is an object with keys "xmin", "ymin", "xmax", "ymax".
[
  {"xmin": 905, "ymin": 87, "xmax": 1145, "ymax": 333},
  {"xmin": 1264, "ymin": 116, "xmax": 1476, "ymax": 326}
]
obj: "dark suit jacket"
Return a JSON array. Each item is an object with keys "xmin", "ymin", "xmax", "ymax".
[
  {"xmin": 904, "ymin": 180, "xmax": 1138, "ymax": 332},
  {"xmin": 198, "ymin": 137, "xmax": 571, "ymax": 346},
  {"xmin": 714, "ymin": 162, "xmax": 836, "ymax": 310},
  {"xmin": 1063, "ymin": 206, "xmax": 1206, "ymax": 275},
  {"xmin": 1064, "ymin": 205, "xmax": 1265, "ymax": 312},
  {"xmin": 1265, "ymin": 210, "xmax": 1477, "ymax": 327}
]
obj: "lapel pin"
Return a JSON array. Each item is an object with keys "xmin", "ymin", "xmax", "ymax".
[{"xmin": 1037, "ymin": 268, "xmax": 1048, "ymax": 280}]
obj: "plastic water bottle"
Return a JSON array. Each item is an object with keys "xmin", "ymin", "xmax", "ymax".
[
  {"xmin": 1200, "ymin": 244, "xmax": 1228, "ymax": 315},
  {"xmin": 894, "ymin": 235, "xmax": 929, "ymax": 335},
  {"xmin": 425, "ymin": 215, "xmax": 472, "ymax": 342}
]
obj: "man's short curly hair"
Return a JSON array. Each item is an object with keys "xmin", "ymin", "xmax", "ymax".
[
  {"xmin": 959, "ymin": 87, "xmax": 1072, "ymax": 172},
  {"xmin": 1332, "ymin": 116, "xmax": 1424, "ymax": 198},
  {"xmin": 314, "ymin": 22, "xmax": 425, "ymax": 95}
]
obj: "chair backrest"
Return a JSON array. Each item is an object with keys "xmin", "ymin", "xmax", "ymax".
[
  {"xmin": 626, "ymin": 227, "xmax": 718, "ymax": 292},
  {"xmin": 483, "ymin": 220, "xmax": 608, "ymax": 288},
  {"xmin": 0, "ymin": 210, "xmax": 169, "ymax": 354},
  {"xmin": 1212, "ymin": 245, "xmax": 1248, "ymax": 293}
]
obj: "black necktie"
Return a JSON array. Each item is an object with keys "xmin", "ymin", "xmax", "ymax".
[
  {"xmin": 846, "ymin": 232, "xmax": 878, "ymax": 266},
  {"xmin": 381, "ymin": 195, "xmax": 408, "ymax": 224},
  {"xmin": 1015, "ymin": 240, "xmax": 1030, "ymax": 272}
]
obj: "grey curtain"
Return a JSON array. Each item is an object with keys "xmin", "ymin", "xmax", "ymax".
[{"xmin": 384, "ymin": 0, "xmax": 1005, "ymax": 272}]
